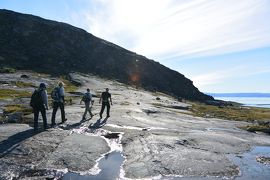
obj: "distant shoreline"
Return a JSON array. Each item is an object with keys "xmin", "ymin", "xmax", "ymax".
[
  {"xmin": 206, "ymin": 93, "xmax": 270, "ymax": 98},
  {"xmin": 212, "ymin": 96, "xmax": 270, "ymax": 108}
]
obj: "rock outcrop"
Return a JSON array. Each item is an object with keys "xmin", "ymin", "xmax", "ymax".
[{"xmin": 0, "ymin": 9, "xmax": 213, "ymax": 101}]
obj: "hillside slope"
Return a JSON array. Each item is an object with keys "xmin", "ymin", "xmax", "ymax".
[{"xmin": 0, "ymin": 9, "xmax": 212, "ymax": 101}]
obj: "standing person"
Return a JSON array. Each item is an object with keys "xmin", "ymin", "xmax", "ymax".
[
  {"xmin": 51, "ymin": 82, "xmax": 66, "ymax": 127},
  {"xmin": 30, "ymin": 83, "xmax": 49, "ymax": 132},
  {"xmin": 99, "ymin": 88, "xmax": 112, "ymax": 118},
  {"xmin": 80, "ymin": 88, "xmax": 94, "ymax": 120}
]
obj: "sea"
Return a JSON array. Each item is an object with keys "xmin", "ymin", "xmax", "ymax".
[{"xmin": 213, "ymin": 96, "xmax": 270, "ymax": 108}]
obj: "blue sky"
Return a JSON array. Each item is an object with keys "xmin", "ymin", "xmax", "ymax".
[{"xmin": 1, "ymin": 0, "xmax": 270, "ymax": 93}]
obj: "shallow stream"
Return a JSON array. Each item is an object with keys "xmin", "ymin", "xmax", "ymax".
[
  {"xmin": 62, "ymin": 124, "xmax": 270, "ymax": 180},
  {"xmin": 63, "ymin": 151, "xmax": 124, "ymax": 180},
  {"xmin": 232, "ymin": 146, "xmax": 270, "ymax": 180}
]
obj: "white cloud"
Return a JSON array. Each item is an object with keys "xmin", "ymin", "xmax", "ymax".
[
  {"xmin": 192, "ymin": 65, "xmax": 270, "ymax": 87},
  {"xmin": 73, "ymin": 0, "xmax": 270, "ymax": 60}
]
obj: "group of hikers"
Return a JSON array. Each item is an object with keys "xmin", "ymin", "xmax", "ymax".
[{"xmin": 30, "ymin": 82, "xmax": 112, "ymax": 132}]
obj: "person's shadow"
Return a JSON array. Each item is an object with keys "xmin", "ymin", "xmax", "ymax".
[
  {"xmin": 88, "ymin": 117, "xmax": 109, "ymax": 129},
  {"xmin": 0, "ymin": 128, "xmax": 40, "ymax": 158}
]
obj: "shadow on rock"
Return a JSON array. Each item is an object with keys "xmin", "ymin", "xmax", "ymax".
[
  {"xmin": 58, "ymin": 116, "xmax": 94, "ymax": 130},
  {"xmin": 89, "ymin": 118, "xmax": 108, "ymax": 129},
  {"xmin": 0, "ymin": 129, "xmax": 39, "ymax": 158}
]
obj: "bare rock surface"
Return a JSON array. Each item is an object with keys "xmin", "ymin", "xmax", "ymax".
[
  {"xmin": 41, "ymin": 133, "xmax": 109, "ymax": 172},
  {"xmin": 0, "ymin": 72, "xmax": 270, "ymax": 179}
]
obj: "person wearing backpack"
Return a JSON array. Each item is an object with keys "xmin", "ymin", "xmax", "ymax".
[
  {"xmin": 30, "ymin": 83, "xmax": 49, "ymax": 132},
  {"xmin": 99, "ymin": 88, "xmax": 112, "ymax": 119},
  {"xmin": 51, "ymin": 82, "xmax": 66, "ymax": 127},
  {"xmin": 80, "ymin": 88, "xmax": 94, "ymax": 120}
]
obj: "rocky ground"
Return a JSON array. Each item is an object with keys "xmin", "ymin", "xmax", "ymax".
[{"xmin": 0, "ymin": 72, "xmax": 270, "ymax": 179}]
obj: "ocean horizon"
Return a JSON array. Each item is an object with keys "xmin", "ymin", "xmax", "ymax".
[{"xmin": 213, "ymin": 96, "xmax": 270, "ymax": 108}]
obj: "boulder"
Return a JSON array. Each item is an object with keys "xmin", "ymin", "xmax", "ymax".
[
  {"xmin": 20, "ymin": 74, "xmax": 29, "ymax": 78},
  {"xmin": 7, "ymin": 112, "xmax": 23, "ymax": 123}
]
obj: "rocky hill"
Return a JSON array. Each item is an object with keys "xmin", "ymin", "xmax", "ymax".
[{"xmin": 0, "ymin": 9, "xmax": 213, "ymax": 101}]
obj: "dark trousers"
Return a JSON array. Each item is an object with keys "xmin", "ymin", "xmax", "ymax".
[
  {"xmin": 33, "ymin": 106, "xmax": 47, "ymax": 131},
  {"xmin": 100, "ymin": 102, "xmax": 110, "ymax": 117},
  {"xmin": 51, "ymin": 102, "xmax": 65, "ymax": 126}
]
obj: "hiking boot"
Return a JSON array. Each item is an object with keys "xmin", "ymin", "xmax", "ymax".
[{"xmin": 62, "ymin": 118, "xmax": 67, "ymax": 123}]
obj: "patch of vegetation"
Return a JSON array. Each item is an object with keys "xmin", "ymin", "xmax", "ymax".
[
  {"xmin": 0, "ymin": 116, "xmax": 5, "ymax": 124},
  {"xmin": 14, "ymin": 81, "xmax": 37, "ymax": 88},
  {"xmin": 60, "ymin": 77, "xmax": 78, "ymax": 93},
  {"xmin": 0, "ymin": 89, "xmax": 31, "ymax": 100},
  {"xmin": 190, "ymin": 103, "xmax": 270, "ymax": 121},
  {"xmin": 3, "ymin": 104, "xmax": 32, "ymax": 115},
  {"xmin": 0, "ymin": 67, "xmax": 16, "ymax": 73},
  {"xmin": 240, "ymin": 125, "xmax": 270, "ymax": 134}
]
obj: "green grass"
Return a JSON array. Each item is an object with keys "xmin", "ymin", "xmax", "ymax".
[
  {"xmin": 239, "ymin": 125, "xmax": 270, "ymax": 134},
  {"xmin": 3, "ymin": 104, "xmax": 32, "ymax": 115},
  {"xmin": 190, "ymin": 103, "xmax": 270, "ymax": 122},
  {"xmin": 14, "ymin": 81, "xmax": 37, "ymax": 88},
  {"xmin": 0, "ymin": 67, "xmax": 16, "ymax": 73},
  {"xmin": 0, "ymin": 89, "xmax": 32, "ymax": 100},
  {"xmin": 189, "ymin": 102, "xmax": 270, "ymax": 134},
  {"xmin": 60, "ymin": 77, "xmax": 78, "ymax": 93}
]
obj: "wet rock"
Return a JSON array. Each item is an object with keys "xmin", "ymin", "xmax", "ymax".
[
  {"xmin": 7, "ymin": 112, "xmax": 23, "ymax": 123},
  {"xmin": 256, "ymin": 156, "xmax": 270, "ymax": 165},
  {"xmin": 18, "ymin": 169, "xmax": 48, "ymax": 179},
  {"xmin": 258, "ymin": 120, "xmax": 270, "ymax": 126},
  {"xmin": 42, "ymin": 133, "xmax": 110, "ymax": 172},
  {"xmin": 156, "ymin": 97, "xmax": 161, "ymax": 100}
]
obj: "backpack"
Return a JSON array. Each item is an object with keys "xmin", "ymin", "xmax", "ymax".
[
  {"xmin": 82, "ymin": 93, "xmax": 91, "ymax": 103},
  {"xmin": 30, "ymin": 90, "xmax": 43, "ymax": 107},
  {"xmin": 51, "ymin": 87, "xmax": 60, "ymax": 101}
]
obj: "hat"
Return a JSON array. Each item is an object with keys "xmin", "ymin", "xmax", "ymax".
[
  {"xmin": 59, "ymin": 82, "xmax": 64, "ymax": 86},
  {"xmin": 39, "ymin": 83, "xmax": 46, "ymax": 89}
]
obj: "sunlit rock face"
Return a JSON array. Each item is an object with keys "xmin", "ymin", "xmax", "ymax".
[{"xmin": 0, "ymin": 9, "xmax": 212, "ymax": 101}]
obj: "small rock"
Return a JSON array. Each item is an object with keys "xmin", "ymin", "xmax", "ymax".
[
  {"xmin": 137, "ymin": 102, "xmax": 140, "ymax": 105},
  {"xmin": 0, "ymin": 109, "xmax": 4, "ymax": 116},
  {"xmin": 8, "ymin": 112, "xmax": 23, "ymax": 123},
  {"xmin": 143, "ymin": 109, "xmax": 158, "ymax": 115},
  {"xmin": 20, "ymin": 74, "xmax": 30, "ymax": 78},
  {"xmin": 156, "ymin": 97, "xmax": 161, "ymax": 100},
  {"xmin": 256, "ymin": 156, "xmax": 270, "ymax": 165}
]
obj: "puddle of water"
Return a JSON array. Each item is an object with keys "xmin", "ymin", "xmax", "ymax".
[
  {"xmin": 230, "ymin": 146, "xmax": 270, "ymax": 180},
  {"xmin": 63, "ymin": 151, "xmax": 124, "ymax": 180},
  {"xmin": 64, "ymin": 125, "xmax": 125, "ymax": 179},
  {"xmin": 206, "ymin": 127, "xmax": 243, "ymax": 133}
]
